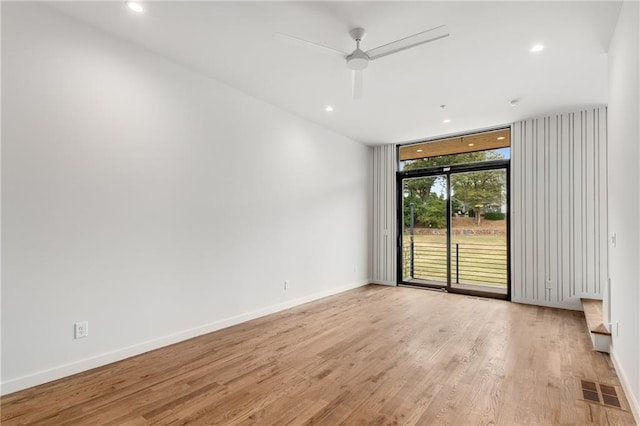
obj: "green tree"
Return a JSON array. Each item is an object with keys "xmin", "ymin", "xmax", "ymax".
[
  {"xmin": 402, "ymin": 151, "xmax": 503, "ymax": 198},
  {"xmin": 451, "ymin": 196, "xmax": 463, "ymax": 215},
  {"xmin": 403, "ymin": 150, "xmax": 506, "ymax": 227},
  {"xmin": 404, "ymin": 176, "xmax": 442, "ymax": 204},
  {"xmin": 417, "ymin": 193, "xmax": 446, "ymax": 228},
  {"xmin": 402, "ymin": 193, "xmax": 423, "ymax": 227},
  {"xmin": 451, "ymin": 170, "xmax": 505, "ymax": 225}
]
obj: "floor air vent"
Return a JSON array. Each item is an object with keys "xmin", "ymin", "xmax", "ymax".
[{"xmin": 580, "ymin": 379, "xmax": 622, "ymax": 408}]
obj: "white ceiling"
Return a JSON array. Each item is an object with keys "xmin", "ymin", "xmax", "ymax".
[{"xmin": 49, "ymin": 1, "xmax": 621, "ymax": 145}]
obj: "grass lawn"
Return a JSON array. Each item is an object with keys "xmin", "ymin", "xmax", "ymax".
[{"xmin": 402, "ymin": 233, "xmax": 507, "ymax": 287}]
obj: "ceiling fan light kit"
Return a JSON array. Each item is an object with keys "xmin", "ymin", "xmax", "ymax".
[
  {"xmin": 277, "ymin": 25, "xmax": 449, "ymax": 100},
  {"xmin": 346, "ymin": 49, "xmax": 369, "ymax": 71}
]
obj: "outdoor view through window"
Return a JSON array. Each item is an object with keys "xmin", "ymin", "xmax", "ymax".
[{"xmin": 398, "ymin": 129, "xmax": 510, "ymax": 297}]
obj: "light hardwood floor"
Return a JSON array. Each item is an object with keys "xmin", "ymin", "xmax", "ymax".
[{"xmin": 1, "ymin": 285, "xmax": 636, "ymax": 425}]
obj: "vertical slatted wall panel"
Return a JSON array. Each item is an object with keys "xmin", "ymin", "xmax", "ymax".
[
  {"xmin": 512, "ymin": 107, "xmax": 608, "ymax": 309},
  {"xmin": 371, "ymin": 145, "xmax": 397, "ymax": 285}
]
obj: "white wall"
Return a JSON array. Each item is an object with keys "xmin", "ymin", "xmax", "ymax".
[
  {"xmin": 511, "ymin": 108, "xmax": 608, "ymax": 310},
  {"xmin": 607, "ymin": 0, "xmax": 640, "ymax": 419},
  {"xmin": 1, "ymin": 3, "xmax": 371, "ymax": 394}
]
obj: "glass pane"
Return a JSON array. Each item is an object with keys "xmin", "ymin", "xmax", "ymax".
[
  {"xmin": 401, "ymin": 175, "xmax": 448, "ymax": 286},
  {"xmin": 450, "ymin": 169, "xmax": 507, "ymax": 294},
  {"xmin": 400, "ymin": 147, "xmax": 510, "ymax": 172},
  {"xmin": 399, "ymin": 128, "xmax": 511, "ymax": 171}
]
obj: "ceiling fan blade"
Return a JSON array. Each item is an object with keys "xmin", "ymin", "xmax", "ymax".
[
  {"xmin": 274, "ymin": 32, "xmax": 347, "ymax": 58},
  {"xmin": 365, "ymin": 25, "xmax": 449, "ymax": 61},
  {"xmin": 352, "ymin": 70, "xmax": 363, "ymax": 100}
]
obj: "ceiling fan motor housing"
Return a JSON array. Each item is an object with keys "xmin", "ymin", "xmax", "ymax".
[{"xmin": 347, "ymin": 27, "xmax": 369, "ymax": 70}]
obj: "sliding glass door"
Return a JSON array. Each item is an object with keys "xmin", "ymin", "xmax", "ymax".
[
  {"xmin": 398, "ymin": 163, "xmax": 510, "ymax": 299},
  {"xmin": 401, "ymin": 174, "xmax": 448, "ymax": 288}
]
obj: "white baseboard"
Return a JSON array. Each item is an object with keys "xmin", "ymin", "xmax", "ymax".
[
  {"xmin": 370, "ymin": 279, "xmax": 395, "ymax": 286},
  {"xmin": 610, "ymin": 349, "xmax": 640, "ymax": 423},
  {"xmin": 1, "ymin": 279, "xmax": 370, "ymax": 396},
  {"xmin": 511, "ymin": 297, "xmax": 583, "ymax": 311}
]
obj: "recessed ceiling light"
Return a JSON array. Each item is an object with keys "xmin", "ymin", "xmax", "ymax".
[
  {"xmin": 530, "ymin": 44, "xmax": 544, "ymax": 53},
  {"xmin": 325, "ymin": 105, "xmax": 334, "ymax": 112},
  {"xmin": 127, "ymin": 1, "xmax": 144, "ymax": 13},
  {"xmin": 468, "ymin": 143, "xmax": 475, "ymax": 147},
  {"xmin": 443, "ymin": 119, "xmax": 451, "ymax": 123},
  {"xmin": 497, "ymin": 136, "xmax": 505, "ymax": 140},
  {"xmin": 416, "ymin": 149, "xmax": 423, "ymax": 152}
]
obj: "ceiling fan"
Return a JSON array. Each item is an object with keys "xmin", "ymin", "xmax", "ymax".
[{"xmin": 275, "ymin": 25, "xmax": 450, "ymax": 100}]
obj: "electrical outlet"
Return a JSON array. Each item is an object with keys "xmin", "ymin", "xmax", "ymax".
[
  {"xmin": 545, "ymin": 280, "xmax": 553, "ymax": 289},
  {"xmin": 74, "ymin": 321, "xmax": 89, "ymax": 339},
  {"xmin": 611, "ymin": 233, "xmax": 617, "ymax": 247},
  {"xmin": 284, "ymin": 280, "xmax": 290, "ymax": 291},
  {"xmin": 615, "ymin": 321, "xmax": 619, "ymax": 337}
]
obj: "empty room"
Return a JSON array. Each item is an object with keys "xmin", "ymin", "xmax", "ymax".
[{"xmin": 1, "ymin": 1, "xmax": 639, "ymax": 425}]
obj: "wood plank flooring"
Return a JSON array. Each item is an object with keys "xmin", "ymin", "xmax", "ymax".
[{"xmin": 2, "ymin": 285, "xmax": 636, "ymax": 425}]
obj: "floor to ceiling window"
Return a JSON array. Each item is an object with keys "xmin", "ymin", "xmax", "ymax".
[{"xmin": 397, "ymin": 128, "xmax": 511, "ymax": 299}]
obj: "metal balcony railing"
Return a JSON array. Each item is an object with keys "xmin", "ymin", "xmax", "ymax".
[{"xmin": 402, "ymin": 239, "xmax": 507, "ymax": 287}]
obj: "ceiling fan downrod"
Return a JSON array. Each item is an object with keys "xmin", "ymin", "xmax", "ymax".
[{"xmin": 346, "ymin": 28, "xmax": 370, "ymax": 71}]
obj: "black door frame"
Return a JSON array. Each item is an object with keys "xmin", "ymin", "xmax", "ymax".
[{"xmin": 396, "ymin": 159, "xmax": 511, "ymax": 301}]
